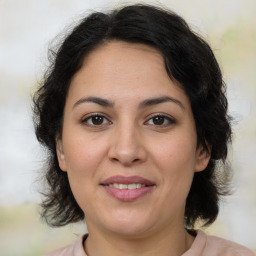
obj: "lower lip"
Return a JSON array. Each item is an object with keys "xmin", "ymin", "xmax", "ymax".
[{"xmin": 103, "ymin": 186, "xmax": 155, "ymax": 202}]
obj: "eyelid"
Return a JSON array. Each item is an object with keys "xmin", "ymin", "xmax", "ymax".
[
  {"xmin": 144, "ymin": 113, "xmax": 176, "ymax": 126},
  {"xmin": 81, "ymin": 112, "xmax": 112, "ymax": 126}
]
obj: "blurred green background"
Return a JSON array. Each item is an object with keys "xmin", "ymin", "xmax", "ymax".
[{"xmin": 0, "ymin": 0, "xmax": 255, "ymax": 255}]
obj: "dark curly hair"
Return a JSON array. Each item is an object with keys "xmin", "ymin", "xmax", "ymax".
[{"xmin": 33, "ymin": 4, "xmax": 232, "ymax": 228}]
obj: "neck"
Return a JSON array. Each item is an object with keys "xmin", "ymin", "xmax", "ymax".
[{"xmin": 84, "ymin": 222, "xmax": 195, "ymax": 256}]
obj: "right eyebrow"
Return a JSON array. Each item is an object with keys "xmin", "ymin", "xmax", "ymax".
[
  {"xmin": 73, "ymin": 96, "xmax": 115, "ymax": 109},
  {"xmin": 139, "ymin": 96, "xmax": 185, "ymax": 110}
]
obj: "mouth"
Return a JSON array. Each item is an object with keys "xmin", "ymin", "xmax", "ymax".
[
  {"xmin": 106, "ymin": 183, "xmax": 147, "ymax": 189},
  {"xmin": 100, "ymin": 175, "xmax": 155, "ymax": 201}
]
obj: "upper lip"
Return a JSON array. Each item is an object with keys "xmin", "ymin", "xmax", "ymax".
[{"xmin": 100, "ymin": 175, "xmax": 155, "ymax": 186}]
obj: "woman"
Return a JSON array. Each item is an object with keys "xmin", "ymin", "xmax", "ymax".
[{"xmin": 33, "ymin": 4, "xmax": 255, "ymax": 256}]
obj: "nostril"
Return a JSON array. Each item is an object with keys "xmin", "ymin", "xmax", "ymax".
[
  {"xmin": 108, "ymin": 139, "xmax": 147, "ymax": 165},
  {"xmin": 110, "ymin": 156, "xmax": 142, "ymax": 166}
]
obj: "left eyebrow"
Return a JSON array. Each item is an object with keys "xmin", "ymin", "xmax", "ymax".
[
  {"xmin": 73, "ymin": 96, "xmax": 115, "ymax": 109},
  {"xmin": 139, "ymin": 96, "xmax": 185, "ymax": 110}
]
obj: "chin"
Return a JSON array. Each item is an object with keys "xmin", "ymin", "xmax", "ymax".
[
  {"xmin": 99, "ymin": 210, "xmax": 156, "ymax": 238},
  {"xmin": 108, "ymin": 223, "xmax": 151, "ymax": 238}
]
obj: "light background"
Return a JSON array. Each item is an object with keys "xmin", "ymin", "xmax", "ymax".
[{"xmin": 0, "ymin": 0, "xmax": 255, "ymax": 255}]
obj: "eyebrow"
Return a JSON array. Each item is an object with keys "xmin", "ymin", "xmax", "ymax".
[
  {"xmin": 73, "ymin": 95, "xmax": 185, "ymax": 110},
  {"xmin": 73, "ymin": 96, "xmax": 115, "ymax": 109},
  {"xmin": 139, "ymin": 96, "xmax": 185, "ymax": 110}
]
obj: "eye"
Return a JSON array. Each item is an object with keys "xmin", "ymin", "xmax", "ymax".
[
  {"xmin": 82, "ymin": 114, "xmax": 111, "ymax": 127},
  {"xmin": 145, "ymin": 114, "xmax": 175, "ymax": 127}
]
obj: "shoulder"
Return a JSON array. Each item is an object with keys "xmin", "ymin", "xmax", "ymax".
[
  {"xmin": 43, "ymin": 234, "xmax": 87, "ymax": 256},
  {"xmin": 44, "ymin": 244, "xmax": 73, "ymax": 256},
  {"xmin": 203, "ymin": 231, "xmax": 255, "ymax": 256}
]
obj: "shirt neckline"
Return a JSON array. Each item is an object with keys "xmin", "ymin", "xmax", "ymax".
[
  {"xmin": 182, "ymin": 230, "xmax": 207, "ymax": 256},
  {"xmin": 76, "ymin": 230, "xmax": 207, "ymax": 256}
]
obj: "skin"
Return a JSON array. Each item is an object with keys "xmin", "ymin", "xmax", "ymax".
[{"xmin": 56, "ymin": 41, "xmax": 210, "ymax": 256}]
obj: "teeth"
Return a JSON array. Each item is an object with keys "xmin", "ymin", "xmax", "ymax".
[
  {"xmin": 113, "ymin": 183, "xmax": 120, "ymax": 188},
  {"xmin": 136, "ymin": 184, "xmax": 141, "ymax": 188},
  {"xmin": 109, "ymin": 183, "xmax": 146, "ymax": 189},
  {"xmin": 128, "ymin": 184, "xmax": 136, "ymax": 189},
  {"xmin": 120, "ymin": 184, "xmax": 128, "ymax": 189}
]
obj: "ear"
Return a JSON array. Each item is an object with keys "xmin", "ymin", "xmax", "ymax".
[
  {"xmin": 195, "ymin": 144, "xmax": 211, "ymax": 173},
  {"xmin": 56, "ymin": 138, "xmax": 67, "ymax": 172}
]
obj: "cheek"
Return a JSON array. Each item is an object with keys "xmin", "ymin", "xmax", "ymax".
[
  {"xmin": 152, "ymin": 135, "xmax": 197, "ymax": 171},
  {"xmin": 151, "ymin": 135, "xmax": 197, "ymax": 194},
  {"xmin": 63, "ymin": 138, "xmax": 105, "ymax": 209},
  {"xmin": 63, "ymin": 132, "xmax": 106, "ymax": 173}
]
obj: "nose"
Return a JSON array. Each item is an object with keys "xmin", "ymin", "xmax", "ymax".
[{"xmin": 108, "ymin": 123, "xmax": 147, "ymax": 166}]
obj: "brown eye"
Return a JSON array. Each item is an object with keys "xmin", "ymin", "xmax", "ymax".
[
  {"xmin": 91, "ymin": 116, "xmax": 104, "ymax": 125},
  {"xmin": 152, "ymin": 116, "xmax": 165, "ymax": 125},
  {"xmin": 82, "ymin": 114, "xmax": 111, "ymax": 127},
  {"xmin": 146, "ymin": 115, "xmax": 175, "ymax": 127}
]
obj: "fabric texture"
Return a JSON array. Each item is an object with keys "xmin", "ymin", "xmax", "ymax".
[{"xmin": 44, "ymin": 230, "xmax": 255, "ymax": 256}]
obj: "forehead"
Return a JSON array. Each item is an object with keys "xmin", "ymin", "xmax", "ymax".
[
  {"xmin": 75, "ymin": 40, "xmax": 166, "ymax": 82},
  {"xmin": 68, "ymin": 41, "xmax": 188, "ymax": 107}
]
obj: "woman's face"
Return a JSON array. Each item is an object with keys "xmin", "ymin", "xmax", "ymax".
[{"xmin": 57, "ymin": 41, "xmax": 209, "ymax": 237}]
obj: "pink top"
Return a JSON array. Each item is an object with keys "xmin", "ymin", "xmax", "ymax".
[{"xmin": 45, "ymin": 230, "xmax": 255, "ymax": 256}]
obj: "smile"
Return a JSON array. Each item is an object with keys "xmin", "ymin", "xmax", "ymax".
[
  {"xmin": 107, "ymin": 183, "xmax": 146, "ymax": 189},
  {"xmin": 101, "ymin": 175, "xmax": 155, "ymax": 201}
]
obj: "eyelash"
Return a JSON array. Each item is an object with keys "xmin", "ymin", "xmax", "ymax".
[
  {"xmin": 145, "ymin": 114, "xmax": 176, "ymax": 127},
  {"xmin": 81, "ymin": 113, "xmax": 175, "ymax": 128},
  {"xmin": 81, "ymin": 113, "xmax": 111, "ymax": 127}
]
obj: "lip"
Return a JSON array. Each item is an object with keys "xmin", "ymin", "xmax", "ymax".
[
  {"xmin": 100, "ymin": 175, "xmax": 155, "ymax": 202},
  {"xmin": 101, "ymin": 175, "xmax": 154, "ymax": 186}
]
